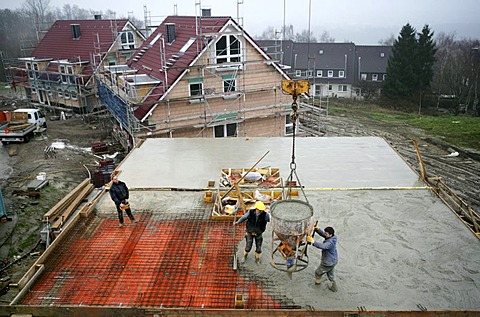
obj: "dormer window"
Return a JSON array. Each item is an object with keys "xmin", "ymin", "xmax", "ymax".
[
  {"xmin": 215, "ymin": 35, "xmax": 241, "ymax": 64},
  {"xmin": 120, "ymin": 31, "xmax": 135, "ymax": 50}
]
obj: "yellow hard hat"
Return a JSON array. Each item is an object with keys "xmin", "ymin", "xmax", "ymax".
[{"xmin": 254, "ymin": 201, "xmax": 265, "ymax": 211}]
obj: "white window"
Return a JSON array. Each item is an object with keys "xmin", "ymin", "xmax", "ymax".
[
  {"xmin": 361, "ymin": 73, "xmax": 367, "ymax": 80},
  {"xmin": 214, "ymin": 123, "xmax": 237, "ymax": 137},
  {"xmin": 338, "ymin": 85, "xmax": 347, "ymax": 92},
  {"xmin": 223, "ymin": 75, "xmax": 236, "ymax": 93},
  {"xmin": 120, "ymin": 31, "xmax": 135, "ymax": 49},
  {"xmin": 315, "ymin": 84, "xmax": 322, "ymax": 95},
  {"xmin": 60, "ymin": 65, "xmax": 66, "ymax": 73},
  {"xmin": 189, "ymin": 78, "xmax": 203, "ymax": 96},
  {"xmin": 338, "ymin": 70, "xmax": 345, "ymax": 78},
  {"xmin": 306, "ymin": 70, "xmax": 313, "ymax": 78},
  {"xmin": 33, "ymin": 63, "xmax": 39, "ymax": 71},
  {"xmin": 383, "ymin": 74, "xmax": 387, "ymax": 81},
  {"xmin": 285, "ymin": 115, "xmax": 294, "ymax": 135},
  {"xmin": 215, "ymin": 35, "xmax": 241, "ymax": 64},
  {"xmin": 316, "ymin": 70, "xmax": 322, "ymax": 77},
  {"xmin": 295, "ymin": 70, "xmax": 301, "ymax": 77},
  {"xmin": 372, "ymin": 74, "xmax": 378, "ymax": 81},
  {"xmin": 328, "ymin": 84, "xmax": 333, "ymax": 91},
  {"xmin": 319, "ymin": 49, "xmax": 324, "ymax": 55},
  {"xmin": 26, "ymin": 62, "xmax": 32, "ymax": 70},
  {"xmin": 380, "ymin": 52, "xmax": 385, "ymax": 58},
  {"xmin": 327, "ymin": 70, "xmax": 333, "ymax": 78},
  {"xmin": 67, "ymin": 66, "xmax": 74, "ymax": 74}
]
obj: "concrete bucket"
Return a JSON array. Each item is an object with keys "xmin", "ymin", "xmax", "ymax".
[{"xmin": 270, "ymin": 199, "xmax": 314, "ymax": 274}]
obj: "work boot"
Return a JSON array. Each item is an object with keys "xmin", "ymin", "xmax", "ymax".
[
  {"xmin": 315, "ymin": 277, "xmax": 322, "ymax": 285},
  {"xmin": 242, "ymin": 251, "xmax": 248, "ymax": 263},
  {"xmin": 254, "ymin": 252, "xmax": 261, "ymax": 264},
  {"xmin": 118, "ymin": 223, "xmax": 124, "ymax": 227},
  {"xmin": 328, "ymin": 281, "xmax": 337, "ymax": 292}
]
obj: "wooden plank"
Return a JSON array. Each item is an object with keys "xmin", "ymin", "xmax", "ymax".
[
  {"xmin": 43, "ymin": 178, "xmax": 90, "ymax": 221},
  {"xmin": 51, "ymin": 184, "xmax": 94, "ymax": 230}
]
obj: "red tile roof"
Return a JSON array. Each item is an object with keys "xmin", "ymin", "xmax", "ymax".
[
  {"xmin": 128, "ymin": 16, "xmax": 231, "ymax": 120},
  {"xmin": 32, "ymin": 19, "xmax": 129, "ymax": 62}
]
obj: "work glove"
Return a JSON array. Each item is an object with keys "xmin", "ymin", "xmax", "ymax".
[
  {"xmin": 306, "ymin": 236, "xmax": 314, "ymax": 244},
  {"xmin": 314, "ymin": 223, "xmax": 320, "ymax": 230},
  {"xmin": 233, "ymin": 221, "xmax": 237, "ymax": 225}
]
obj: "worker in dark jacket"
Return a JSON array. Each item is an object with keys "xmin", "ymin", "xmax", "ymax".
[
  {"xmin": 109, "ymin": 175, "xmax": 137, "ymax": 227},
  {"xmin": 307, "ymin": 225, "xmax": 338, "ymax": 292},
  {"xmin": 235, "ymin": 201, "xmax": 270, "ymax": 263}
]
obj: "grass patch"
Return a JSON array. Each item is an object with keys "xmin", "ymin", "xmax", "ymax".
[{"xmin": 329, "ymin": 101, "xmax": 480, "ymax": 151}]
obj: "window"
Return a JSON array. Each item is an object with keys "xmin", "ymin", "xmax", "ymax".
[
  {"xmin": 120, "ymin": 31, "xmax": 135, "ymax": 49},
  {"xmin": 33, "ymin": 63, "xmax": 39, "ymax": 71},
  {"xmin": 338, "ymin": 85, "xmax": 347, "ymax": 92},
  {"xmin": 61, "ymin": 75, "xmax": 69, "ymax": 84},
  {"xmin": 328, "ymin": 84, "xmax": 333, "ymax": 91},
  {"xmin": 327, "ymin": 70, "xmax": 333, "ymax": 78},
  {"xmin": 215, "ymin": 35, "xmax": 241, "ymax": 64},
  {"xmin": 380, "ymin": 52, "xmax": 385, "ymax": 58},
  {"xmin": 338, "ymin": 70, "xmax": 345, "ymax": 78},
  {"xmin": 60, "ymin": 65, "xmax": 66, "ymax": 73},
  {"xmin": 67, "ymin": 66, "xmax": 74, "ymax": 74},
  {"xmin": 295, "ymin": 70, "xmax": 301, "ymax": 77},
  {"xmin": 361, "ymin": 73, "xmax": 367, "ymax": 80},
  {"xmin": 372, "ymin": 74, "xmax": 378, "ymax": 81},
  {"xmin": 383, "ymin": 74, "xmax": 387, "ymax": 81},
  {"xmin": 223, "ymin": 75, "xmax": 236, "ymax": 93},
  {"xmin": 71, "ymin": 91, "xmax": 78, "ymax": 100},
  {"xmin": 306, "ymin": 70, "xmax": 313, "ymax": 78},
  {"xmin": 214, "ymin": 123, "xmax": 237, "ymax": 137},
  {"xmin": 316, "ymin": 70, "xmax": 322, "ymax": 77},
  {"xmin": 189, "ymin": 78, "xmax": 203, "ymax": 96},
  {"xmin": 315, "ymin": 84, "xmax": 322, "ymax": 96},
  {"xmin": 319, "ymin": 49, "xmax": 324, "ymax": 55},
  {"xmin": 285, "ymin": 115, "xmax": 294, "ymax": 135}
]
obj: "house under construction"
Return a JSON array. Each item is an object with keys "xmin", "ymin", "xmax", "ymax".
[
  {"xmin": 95, "ymin": 11, "xmax": 320, "ymax": 149},
  {"xmin": 1, "ymin": 136, "xmax": 479, "ymax": 316}
]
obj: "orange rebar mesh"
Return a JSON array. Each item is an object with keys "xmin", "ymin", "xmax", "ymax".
[{"xmin": 20, "ymin": 212, "xmax": 296, "ymax": 309}]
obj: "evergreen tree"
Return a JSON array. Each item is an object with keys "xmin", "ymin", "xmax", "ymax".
[
  {"xmin": 383, "ymin": 23, "xmax": 437, "ymax": 110},
  {"xmin": 416, "ymin": 25, "xmax": 437, "ymax": 111},
  {"xmin": 383, "ymin": 23, "xmax": 418, "ymax": 100}
]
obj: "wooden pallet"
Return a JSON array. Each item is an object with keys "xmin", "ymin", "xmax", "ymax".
[{"xmin": 219, "ymin": 167, "xmax": 281, "ymax": 188}]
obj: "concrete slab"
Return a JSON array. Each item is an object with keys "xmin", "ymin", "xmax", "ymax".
[
  {"xmin": 117, "ymin": 137, "xmax": 421, "ymax": 190},
  {"xmin": 68, "ymin": 137, "xmax": 480, "ymax": 310}
]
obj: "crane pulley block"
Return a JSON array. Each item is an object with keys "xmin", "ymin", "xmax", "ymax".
[{"xmin": 282, "ymin": 80, "xmax": 310, "ymax": 96}]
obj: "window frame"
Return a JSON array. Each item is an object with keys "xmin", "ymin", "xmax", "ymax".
[
  {"xmin": 295, "ymin": 70, "xmax": 301, "ymax": 77},
  {"xmin": 189, "ymin": 78, "xmax": 204, "ymax": 96},
  {"xmin": 316, "ymin": 70, "xmax": 323, "ymax": 77},
  {"xmin": 327, "ymin": 70, "xmax": 334, "ymax": 78},
  {"xmin": 215, "ymin": 35, "xmax": 241, "ymax": 64},
  {"xmin": 338, "ymin": 85, "xmax": 347, "ymax": 92},
  {"xmin": 338, "ymin": 70, "xmax": 345, "ymax": 78},
  {"xmin": 214, "ymin": 123, "xmax": 237, "ymax": 137},
  {"xmin": 372, "ymin": 74, "xmax": 378, "ymax": 81},
  {"xmin": 222, "ymin": 75, "xmax": 237, "ymax": 93},
  {"xmin": 120, "ymin": 31, "xmax": 135, "ymax": 49}
]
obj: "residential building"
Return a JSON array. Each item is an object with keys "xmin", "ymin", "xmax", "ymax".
[
  {"xmin": 96, "ymin": 15, "xmax": 294, "ymax": 148},
  {"xmin": 257, "ymin": 40, "xmax": 392, "ymax": 99},
  {"xmin": 11, "ymin": 18, "xmax": 145, "ymax": 113}
]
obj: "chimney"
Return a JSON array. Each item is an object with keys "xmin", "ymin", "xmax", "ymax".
[
  {"xmin": 94, "ymin": 14, "xmax": 102, "ymax": 20},
  {"xmin": 166, "ymin": 23, "xmax": 175, "ymax": 44},
  {"xmin": 70, "ymin": 24, "xmax": 81, "ymax": 39},
  {"xmin": 201, "ymin": 9, "xmax": 211, "ymax": 17}
]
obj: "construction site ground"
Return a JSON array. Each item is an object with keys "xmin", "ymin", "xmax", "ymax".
[{"xmin": 0, "ymin": 94, "xmax": 480, "ymax": 311}]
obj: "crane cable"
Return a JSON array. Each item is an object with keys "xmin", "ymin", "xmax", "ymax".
[{"xmin": 286, "ymin": 95, "xmax": 309, "ymax": 203}]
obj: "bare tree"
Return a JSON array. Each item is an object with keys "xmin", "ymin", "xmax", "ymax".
[
  {"xmin": 294, "ymin": 30, "xmax": 317, "ymax": 43},
  {"xmin": 319, "ymin": 31, "xmax": 335, "ymax": 43},
  {"xmin": 378, "ymin": 34, "xmax": 395, "ymax": 45}
]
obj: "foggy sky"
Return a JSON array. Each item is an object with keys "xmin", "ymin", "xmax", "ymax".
[{"xmin": 2, "ymin": 0, "xmax": 479, "ymax": 44}]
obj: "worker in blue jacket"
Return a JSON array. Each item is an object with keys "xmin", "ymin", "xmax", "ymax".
[
  {"xmin": 307, "ymin": 225, "xmax": 338, "ymax": 292},
  {"xmin": 235, "ymin": 201, "xmax": 270, "ymax": 263},
  {"xmin": 109, "ymin": 175, "xmax": 137, "ymax": 227}
]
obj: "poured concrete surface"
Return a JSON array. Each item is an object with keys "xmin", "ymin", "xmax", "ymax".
[
  {"xmin": 116, "ymin": 137, "xmax": 420, "ymax": 189},
  {"xmin": 90, "ymin": 137, "xmax": 480, "ymax": 310}
]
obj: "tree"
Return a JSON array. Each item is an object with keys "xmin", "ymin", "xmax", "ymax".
[
  {"xmin": 378, "ymin": 34, "xmax": 395, "ymax": 45},
  {"xmin": 294, "ymin": 30, "xmax": 317, "ymax": 43},
  {"xmin": 383, "ymin": 23, "xmax": 418, "ymax": 101},
  {"xmin": 319, "ymin": 31, "xmax": 335, "ymax": 43},
  {"xmin": 416, "ymin": 25, "xmax": 437, "ymax": 113}
]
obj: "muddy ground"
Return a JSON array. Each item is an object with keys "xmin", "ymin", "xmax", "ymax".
[{"xmin": 0, "ymin": 95, "xmax": 479, "ymax": 301}]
